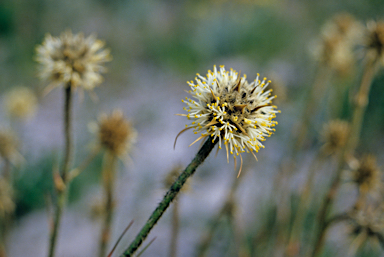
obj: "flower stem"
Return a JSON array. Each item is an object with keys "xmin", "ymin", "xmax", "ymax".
[
  {"xmin": 311, "ymin": 57, "xmax": 379, "ymax": 257},
  {"xmin": 121, "ymin": 138, "xmax": 217, "ymax": 257},
  {"xmin": 99, "ymin": 151, "xmax": 117, "ymax": 257},
  {"xmin": 48, "ymin": 85, "xmax": 73, "ymax": 257}
]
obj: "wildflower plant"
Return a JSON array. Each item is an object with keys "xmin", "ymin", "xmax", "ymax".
[
  {"xmin": 177, "ymin": 65, "xmax": 279, "ymax": 175},
  {"xmin": 4, "ymin": 87, "xmax": 38, "ymax": 121},
  {"xmin": 121, "ymin": 66, "xmax": 279, "ymax": 257}
]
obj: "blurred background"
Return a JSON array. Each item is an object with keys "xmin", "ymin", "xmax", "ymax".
[{"xmin": 0, "ymin": 0, "xmax": 384, "ymax": 256}]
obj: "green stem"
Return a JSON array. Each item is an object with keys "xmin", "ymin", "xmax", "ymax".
[
  {"xmin": 121, "ymin": 138, "xmax": 217, "ymax": 257},
  {"xmin": 48, "ymin": 85, "xmax": 73, "ymax": 257},
  {"xmin": 99, "ymin": 152, "xmax": 117, "ymax": 257},
  {"xmin": 311, "ymin": 57, "xmax": 379, "ymax": 257}
]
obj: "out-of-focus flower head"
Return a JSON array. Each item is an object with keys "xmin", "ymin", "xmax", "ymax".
[
  {"xmin": 90, "ymin": 109, "xmax": 137, "ymax": 159},
  {"xmin": 320, "ymin": 120, "xmax": 349, "ymax": 155},
  {"xmin": 365, "ymin": 20, "xmax": 384, "ymax": 65},
  {"xmin": 311, "ymin": 13, "xmax": 363, "ymax": 76},
  {"xmin": 4, "ymin": 86, "xmax": 38, "ymax": 120},
  {"xmin": 35, "ymin": 30, "xmax": 111, "ymax": 92},
  {"xmin": 351, "ymin": 155, "xmax": 381, "ymax": 196},
  {"xmin": 347, "ymin": 203, "xmax": 384, "ymax": 250},
  {"xmin": 176, "ymin": 65, "xmax": 279, "ymax": 175}
]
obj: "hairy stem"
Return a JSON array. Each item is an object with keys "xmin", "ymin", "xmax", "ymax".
[
  {"xmin": 48, "ymin": 85, "xmax": 73, "ymax": 257},
  {"xmin": 121, "ymin": 138, "xmax": 217, "ymax": 257},
  {"xmin": 311, "ymin": 57, "xmax": 379, "ymax": 257},
  {"xmin": 99, "ymin": 151, "xmax": 117, "ymax": 257}
]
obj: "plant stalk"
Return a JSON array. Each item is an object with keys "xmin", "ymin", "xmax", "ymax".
[
  {"xmin": 99, "ymin": 151, "xmax": 118, "ymax": 257},
  {"xmin": 48, "ymin": 84, "xmax": 73, "ymax": 257},
  {"xmin": 121, "ymin": 138, "xmax": 217, "ymax": 257},
  {"xmin": 311, "ymin": 57, "xmax": 379, "ymax": 257}
]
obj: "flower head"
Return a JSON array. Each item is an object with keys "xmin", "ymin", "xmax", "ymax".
[
  {"xmin": 312, "ymin": 13, "xmax": 362, "ymax": 75},
  {"xmin": 177, "ymin": 65, "xmax": 279, "ymax": 174},
  {"xmin": 93, "ymin": 110, "xmax": 137, "ymax": 158},
  {"xmin": 320, "ymin": 120, "xmax": 350, "ymax": 155},
  {"xmin": 36, "ymin": 30, "xmax": 111, "ymax": 91},
  {"xmin": 351, "ymin": 155, "xmax": 381, "ymax": 195},
  {"xmin": 4, "ymin": 86, "xmax": 38, "ymax": 120},
  {"xmin": 365, "ymin": 20, "xmax": 384, "ymax": 64}
]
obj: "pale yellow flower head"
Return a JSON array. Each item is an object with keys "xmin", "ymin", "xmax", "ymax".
[
  {"xmin": 321, "ymin": 120, "xmax": 350, "ymax": 155},
  {"xmin": 4, "ymin": 87, "xmax": 38, "ymax": 120},
  {"xmin": 177, "ymin": 65, "xmax": 279, "ymax": 175},
  {"xmin": 36, "ymin": 30, "xmax": 112, "ymax": 91}
]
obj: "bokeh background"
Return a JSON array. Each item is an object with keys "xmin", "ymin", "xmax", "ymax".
[{"xmin": 1, "ymin": 0, "xmax": 384, "ymax": 256}]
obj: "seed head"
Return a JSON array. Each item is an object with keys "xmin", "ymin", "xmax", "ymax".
[
  {"xmin": 352, "ymin": 155, "xmax": 381, "ymax": 195},
  {"xmin": 4, "ymin": 87, "xmax": 38, "ymax": 120},
  {"xmin": 321, "ymin": 120, "xmax": 349, "ymax": 155},
  {"xmin": 365, "ymin": 20, "xmax": 384, "ymax": 64},
  {"xmin": 35, "ymin": 30, "xmax": 112, "ymax": 91},
  {"xmin": 0, "ymin": 178, "xmax": 14, "ymax": 218},
  {"xmin": 176, "ymin": 65, "xmax": 279, "ymax": 174},
  {"xmin": 96, "ymin": 110, "xmax": 137, "ymax": 157}
]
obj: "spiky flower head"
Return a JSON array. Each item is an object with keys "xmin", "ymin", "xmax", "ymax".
[
  {"xmin": 365, "ymin": 20, "xmax": 384, "ymax": 65},
  {"xmin": 94, "ymin": 110, "xmax": 137, "ymax": 157},
  {"xmin": 177, "ymin": 65, "xmax": 279, "ymax": 173},
  {"xmin": 4, "ymin": 86, "xmax": 38, "ymax": 120},
  {"xmin": 351, "ymin": 155, "xmax": 381, "ymax": 195},
  {"xmin": 35, "ymin": 30, "xmax": 111, "ymax": 91},
  {"xmin": 0, "ymin": 178, "xmax": 14, "ymax": 218},
  {"xmin": 320, "ymin": 120, "xmax": 350, "ymax": 155}
]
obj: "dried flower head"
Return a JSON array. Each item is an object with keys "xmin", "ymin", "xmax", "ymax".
[
  {"xmin": 312, "ymin": 13, "xmax": 362, "ymax": 75},
  {"xmin": 352, "ymin": 155, "xmax": 381, "ymax": 195},
  {"xmin": 365, "ymin": 20, "xmax": 384, "ymax": 64},
  {"xmin": 320, "ymin": 120, "xmax": 350, "ymax": 154},
  {"xmin": 94, "ymin": 110, "xmax": 137, "ymax": 157},
  {"xmin": 176, "ymin": 65, "xmax": 279, "ymax": 175},
  {"xmin": 36, "ymin": 30, "xmax": 111, "ymax": 91},
  {"xmin": 0, "ymin": 178, "xmax": 14, "ymax": 217},
  {"xmin": 4, "ymin": 87, "xmax": 38, "ymax": 120},
  {"xmin": 0, "ymin": 129, "xmax": 21, "ymax": 163},
  {"xmin": 348, "ymin": 203, "xmax": 384, "ymax": 247}
]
